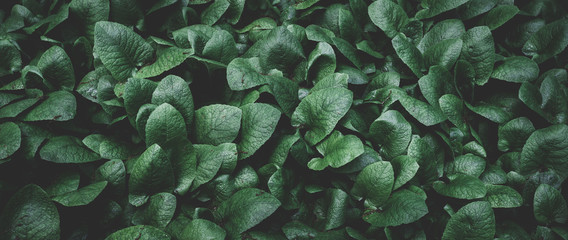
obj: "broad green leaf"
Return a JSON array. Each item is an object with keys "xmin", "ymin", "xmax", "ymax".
[
  {"xmin": 442, "ymin": 201, "xmax": 496, "ymax": 240},
  {"xmin": 187, "ymin": 25, "xmax": 215, "ymax": 55},
  {"xmin": 295, "ymin": 0, "xmax": 319, "ymax": 10},
  {"xmin": 45, "ymin": 172, "xmax": 80, "ymax": 198},
  {"xmin": 332, "ymin": 37, "xmax": 363, "ymax": 68},
  {"xmin": 52, "ymin": 181, "xmax": 107, "ymax": 207},
  {"xmin": 369, "ymin": 110, "xmax": 412, "ymax": 159},
  {"xmin": 0, "ymin": 185, "xmax": 60, "ymax": 240},
  {"xmin": 95, "ymin": 159, "xmax": 126, "ymax": 191},
  {"xmin": 351, "ymin": 161, "xmax": 394, "ymax": 206},
  {"xmin": 338, "ymin": 65, "xmax": 368, "ymax": 85},
  {"xmin": 520, "ymin": 124, "xmax": 568, "ymax": 178},
  {"xmin": 17, "ymin": 122, "xmax": 53, "ymax": 161},
  {"xmin": 202, "ymin": 29, "xmax": 238, "ymax": 64},
  {"xmin": 308, "ymin": 131, "xmax": 364, "ymax": 170},
  {"xmin": 165, "ymin": 138, "xmax": 197, "ymax": 195},
  {"xmin": 151, "ymin": 75, "xmax": 194, "ymax": 132},
  {"xmin": 522, "ymin": 19, "xmax": 568, "ymax": 63},
  {"xmin": 291, "ymin": 87, "xmax": 353, "ymax": 146},
  {"xmin": 214, "ymin": 188, "xmax": 281, "ymax": 236},
  {"xmin": 181, "ymin": 219, "xmax": 226, "ymax": 240},
  {"xmin": 408, "ymin": 136, "xmax": 440, "ymax": 185},
  {"xmin": 491, "ymin": 56, "xmax": 539, "ymax": 83},
  {"xmin": 399, "ymin": 95, "xmax": 446, "ymax": 126},
  {"xmin": 268, "ymin": 133, "xmax": 300, "ymax": 167},
  {"xmin": 236, "ymin": 17, "xmax": 277, "ymax": 34},
  {"xmin": 457, "ymin": 0, "xmax": 497, "ymax": 20},
  {"xmin": 40, "ymin": 136, "xmax": 99, "ymax": 163},
  {"xmin": 307, "ymin": 42, "xmax": 336, "ymax": 84},
  {"xmin": 447, "ymin": 154, "xmax": 486, "ymax": 177},
  {"xmin": 238, "ymin": 103, "xmax": 281, "ymax": 160},
  {"xmin": 465, "ymin": 102, "xmax": 512, "ymax": 124},
  {"xmin": 424, "ymin": 39, "xmax": 463, "ymax": 70},
  {"xmin": 519, "ymin": 75, "xmax": 568, "ymax": 124},
  {"xmin": 225, "ymin": 0, "xmax": 245, "ymax": 24},
  {"xmin": 69, "ymin": 0, "xmax": 109, "ymax": 40},
  {"xmin": 311, "ymin": 72, "xmax": 348, "ymax": 92},
  {"xmin": 257, "ymin": 27, "xmax": 305, "ymax": 72},
  {"xmin": 497, "ymin": 117, "xmax": 535, "ymax": 152},
  {"xmin": 136, "ymin": 104, "xmax": 157, "ymax": 139},
  {"xmin": 129, "ymin": 144, "xmax": 175, "ymax": 206},
  {"xmin": 478, "ymin": 5, "xmax": 519, "ymax": 30},
  {"xmin": 419, "ymin": 66, "xmax": 455, "ymax": 109},
  {"xmin": 0, "ymin": 122, "xmax": 21, "ymax": 159},
  {"xmin": 433, "ymin": 173, "xmax": 487, "ymax": 199},
  {"xmin": 226, "ymin": 57, "xmax": 270, "ymax": 91},
  {"xmin": 484, "ymin": 185, "xmax": 523, "ymax": 208},
  {"xmin": 0, "ymin": 40, "xmax": 22, "ymax": 77},
  {"xmin": 123, "ymin": 78, "xmax": 158, "ymax": 117},
  {"xmin": 145, "ymin": 103, "xmax": 187, "ymax": 148},
  {"xmin": 132, "ymin": 193, "xmax": 176, "ymax": 228},
  {"xmin": 105, "ymin": 225, "xmax": 170, "ymax": 240},
  {"xmin": 267, "ymin": 75, "xmax": 300, "ymax": 117},
  {"xmin": 37, "ymin": 46, "xmax": 75, "ymax": 91},
  {"xmin": 201, "ymin": 0, "xmax": 230, "ymax": 26},
  {"xmin": 282, "ymin": 221, "xmax": 318, "ymax": 240},
  {"xmin": 392, "ymin": 33, "xmax": 424, "ymax": 78},
  {"xmin": 305, "ymin": 24, "xmax": 335, "ymax": 44},
  {"xmin": 136, "ymin": 47, "xmax": 192, "ymax": 79},
  {"xmin": 192, "ymin": 143, "xmax": 237, "ymax": 189},
  {"xmin": 323, "ymin": 188, "xmax": 350, "ymax": 230},
  {"xmin": 363, "ymin": 190, "xmax": 428, "ymax": 227},
  {"xmin": 368, "ymin": 0, "xmax": 409, "ymax": 38},
  {"xmin": 194, "ymin": 104, "xmax": 242, "ymax": 145},
  {"xmin": 461, "ymin": 26, "xmax": 494, "ymax": 85},
  {"xmin": 94, "ymin": 21, "xmax": 154, "ymax": 82},
  {"xmin": 533, "ymin": 184, "xmax": 568, "ymax": 224},
  {"xmin": 418, "ymin": 19, "xmax": 465, "ymax": 53},
  {"xmin": 415, "ymin": 0, "xmax": 470, "ymax": 19},
  {"xmin": 390, "ymin": 155, "xmax": 419, "ymax": 190},
  {"xmin": 356, "ymin": 40, "xmax": 384, "ymax": 59}
]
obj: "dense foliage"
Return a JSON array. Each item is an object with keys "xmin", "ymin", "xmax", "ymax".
[{"xmin": 1, "ymin": 0, "xmax": 568, "ymax": 239}]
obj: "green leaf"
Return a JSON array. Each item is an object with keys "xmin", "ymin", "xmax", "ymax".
[
  {"xmin": 460, "ymin": 26, "xmax": 494, "ymax": 86},
  {"xmin": 201, "ymin": 0, "xmax": 230, "ymax": 26},
  {"xmin": 307, "ymin": 42, "xmax": 336, "ymax": 84},
  {"xmin": 105, "ymin": 225, "xmax": 170, "ymax": 240},
  {"xmin": 390, "ymin": 155, "xmax": 419, "ymax": 190},
  {"xmin": 257, "ymin": 27, "xmax": 305, "ymax": 72},
  {"xmin": 236, "ymin": 17, "xmax": 277, "ymax": 34},
  {"xmin": 52, "ymin": 181, "xmax": 108, "ymax": 207},
  {"xmin": 0, "ymin": 122, "xmax": 21, "ymax": 159},
  {"xmin": 447, "ymin": 154, "xmax": 486, "ymax": 177},
  {"xmin": 415, "ymin": 0, "xmax": 470, "ymax": 19},
  {"xmin": 129, "ymin": 144, "xmax": 175, "ymax": 206},
  {"xmin": 136, "ymin": 47, "xmax": 192, "ymax": 79},
  {"xmin": 165, "ymin": 138, "xmax": 197, "ymax": 195},
  {"xmin": 520, "ymin": 124, "xmax": 568, "ymax": 178},
  {"xmin": 192, "ymin": 143, "xmax": 237, "ymax": 190},
  {"xmin": 145, "ymin": 103, "xmax": 187, "ymax": 148},
  {"xmin": 291, "ymin": 87, "xmax": 353, "ymax": 145},
  {"xmin": 419, "ymin": 66, "xmax": 455, "ymax": 109},
  {"xmin": 442, "ymin": 201, "xmax": 496, "ymax": 240},
  {"xmin": 45, "ymin": 172, "xmax": 80, "ymax": 197},
  {"xmin": 332, "ymin": 37, "xmax": 363, "ymax": 68},
  {"xmin": 369, "ymin": 110, "xmax": 412, "ymax": 159},
  {"xmin": 0, "ymin": 184, "xmax": 60, "ymax": 240},
  {"xmin": 181, "ymin": 219, "xmax": 226, "ymax": 240},
  {"xmin": 308, "ymin": 131, "xmax": 364, "ymax": 170},
  {"xmin": 534, "ymin": 184, "xmax": 568, "ymax": 224},
  {"xmin": 40, "ymin": 136, "xmax": 99, "ymax": 163},
  {"xmin": 69, "ymin": 0, "xmax": 109, "ymax": 40},
  {"xmin": 194, "ymin": 104, "xmax": 242, "ymax": 145},
  {"xmin": 362, "ymin": 190, "xmax": 428, "ymax": 227},
  {"xmin": 433, "ymin": 173, "xmax": 487, "ymax": 199},
  {"xmin": 522, "ymin": 19, "xmax": 568, "ymax": 63},
  {"xmin": 497, "ymin": 117, "xmax": 535, "ymax": 152},
  {"xmin": 225, "ymin": 0, "xmax": 245, "ymax": 24},
  {"xmin": 519, "ymin": 74, "xmax": 568, "ymax": 124},
  {"xmin": 95, "ymin": 159, "xmax": 126, "ymax": 191},
  {"xmin": 22, "ymin": 90, "xmax": 76, "ymax": 122},
  {"xmin": 368, "ymin": 0, "xmax": 409, "ymax": 38},
  {"xmin": 399, "ymin": 95, "xmax": 446, "ymax": 126},
  {"xmin": 491, "ymin": 56, "xmax": 539, "ymax": 83},
  {"xmin": 214, "ymin": 188, "xmax": 281, "ymax": 236},
  {"xmin": 267, "ymin": 75, "xmax": 300, "ymax": 117},
  {"xmin": 484, "ymin": 184, "xmax": 523, "ymax": 208},
  {"xmin": 465, "ymin": 102, "xmax": 513, "ymax": 124},
  {"xmin": 123, "ymin": 78, "xmax": 158, "ymax": 117},
  {"xmin": 37, "ymin": 46, "xmax": 75, "ymax": 90},
  {"xmin": 238, "ymin": 103, "xmax": 281, "ymax": 160},
  {"xmin": 351, "ymin": 161, "xmax": 394, "ymax": 206},
  {"xmin": 456, "ymin": 0, "xmax": 497, "ymax": 20},
  {"xmin": 94, "ymin": 21, "xmax": 154, "ymax": 82},
  {"xmin": 392, "ymin": 33, "xmax": 424, "ymax": 78},
  {"xmin": 418, "ymin": 19, "xmax": 465, "ymax": 53},
  {"xmin": 424, "ymin": 39, "xmax": 463, "ymax": 70},
  {"xmin": 323, "ymin": 188, "xmax": 350, "ymax": 230},
  {"xmin": 151, "ymin": 75, "xmax": 194, "ymax": 132},
  {"xmin": 0, "ymin": 40, "xmax": 23, "ymax": 77},
  {"xmin": 478, "ymin": 5, "xmax": 519, "ymax": 30},
  {"xmin": 132, "ymin": 192, "xmax": 176, "ymax": 228},
  {"xmin": 202, "ymin": 29, "xmax": 238, "ymax": 64},
  {"xmin": 226, "ymin": 57, "xmax": 270, "ymax": 91},
  {"xmin": 438, "ymin": 96, "xmax": 466, "ymax": 130}
]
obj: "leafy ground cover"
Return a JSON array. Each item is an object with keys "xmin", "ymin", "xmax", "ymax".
[{"xmin": 1, "ymin": 0, "xmax": 568, "ymax": 239}]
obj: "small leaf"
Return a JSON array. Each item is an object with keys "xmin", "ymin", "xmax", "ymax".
[
  {"xmin": 308, "ymin": 131, "xmax": 364, "ymax": 170},
  {"xmin": 478, "ymin": 5, "xmax": 519, "ymax": 30},
  {"xmin": 202, "ymin": 29, "xmax": 238, "ymax": 64},
  {"xmin": 497, "ymin": 117, "xmax": 535, "ymax": 152},
  {"xmin": 151, "ymin": 75, "xmax": 194, "ymax": 132},
  {"xmin": 37, "ymin": 46, "xmax": 75, "ymax": 90},
  {"xmin": 391, "ymin": 155, "xmax": 420, "ymax": 190},
  {"xmin": 132, "ymin": 193, "xmax": 177, "ymax": 228},
  {"xmin": 399, "ymin": 95, "xmax": 446, "ymax": 126},
  {"xmin": 369, "ymin": 110, "xmax": 412, "ymax": 159}
]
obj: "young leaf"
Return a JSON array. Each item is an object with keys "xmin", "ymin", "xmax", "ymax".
[{"xmin": 135, "ymin": 47, "xmax": 192, "ymax": 79}]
